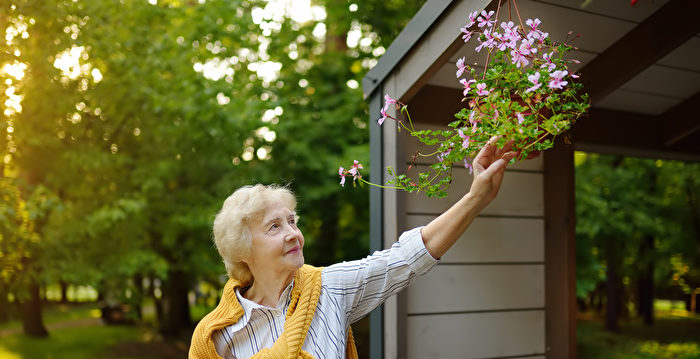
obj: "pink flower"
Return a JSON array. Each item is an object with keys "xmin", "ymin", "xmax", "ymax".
[
  {"xmin": 511, "ymin": 49, "xmax": 527, "ymax": 68},
  {"xmin": 475, "ymin": 29, "xmax": 496, "ymax": 52},
  {"xmin": 468, "ymin": 110, "xmax": 479, "ymax": 131},
  {"xmin": 520, "ymin": 38, "xmax": 537, "ymax": 55},
  {"xmin": 526, "ymin": 18, "xmax": 541, "ymax": 32},
  {"xmin": 437, "ymin": 145, "xmax": 455, "ymax": 163},
  {"xmin": 501, "ymin": 21, "xmax": 516, "ymax": 36},
  {"xmin": 463, "ymin": 158, "xmax": 473, "ymax": 174},
  {"xmin": 528, "ymin": 30, "xmax": 548, "ymax": 45},
  {"xmin": 525, "ymin": 72, "xmax": 542, "ymax": 93},
  {"xmin": 548, "ymin": 70, "xmax": 568, "ymax": 89},
  {"xmin": 460, "ymin": 27, "xmax": 474, "ymax": 42},
  {"xmin": 338, "ymin": 167, "xmax": 346, "ymax": 186},
  {"xmin": 348, "ymin": 160, "xmax": 363, "ymax": 179},
  {"xmin": 540, "ymin": 52, "xmax": 556, "ymax": 72},
  {"xmin": 460, "ymin": 78, "xmax": 475, "ymax": 96},
  {"xmin": 339, "ymin": 161, "xmax": 364, "ymax": 187},
  {"xmin": 458, "ymin": 129, "xmax": 470, "ymax": 148},
  {"xmin": 378, "ymin": 107, "xmax": 388, "ymax": 125},
  {"xmin": 497, "ymin": 21, "xmax": 520, "ymax": 51},
  {"xmin": 494, "ymin": 32, "xmax": 508, "ymax": 52},
  {"xmin": 379, "ymin": 93, "xmax": 398, "ymax": 125},
  {"xmin": 517, "ymin": 112, "xmax": 525, "ymax": 124},
  {"xmin": 525, "ymin": 19, "xmax": 548, "ymax": 44},
  {"xmin": 510, "ymin": 38, "xmax": 536, "ymax": 68},
  {"xmin": 477, "ymin": 10, "xmax": 495, "ymax": 28},
  {"xmin": 476, "ymin": 82, "xmax": 490, "ymax": 96},
  {"xmin": 466, "ymin": 10, "xmax": 479, "ymax": 28},
  {"xmin": 456, "ymin": 57, "xmax": 467, "ymax": 77}
]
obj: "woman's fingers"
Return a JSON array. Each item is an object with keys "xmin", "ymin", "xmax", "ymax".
[{"xmin": 474, "ymin": 137, "xmax": 518, "ymax": 174}]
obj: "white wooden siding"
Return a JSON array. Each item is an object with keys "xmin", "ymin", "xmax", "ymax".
[
  {"xmin": 406, "ymin": 311, "xmax": 545, "ymax": 359},
  {"xmin": 406, "ymin": 265, "xmax": 544, "ymax": 314},
  {"xmin": 406, "ymin": 215, "xmax": 544, "ymax": 264},
  {"xmin": 393, "ymin": 122, "xmax": 546, "ymax": 359},
  {"xmin": 403, "ymin": 168, "xmax": 544, "ymax": 217}
]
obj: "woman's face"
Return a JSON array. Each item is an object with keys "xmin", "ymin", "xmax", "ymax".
[{"xmin": 245, "ymin": 201, "xmax": 305, "ymax": 280}]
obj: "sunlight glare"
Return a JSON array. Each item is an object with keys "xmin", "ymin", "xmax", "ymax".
[
  {"xmin": 53, "ymin": 46, "xmax": 89, "ymax": 80},
  {"xmin": 248, "ymin": 61, "xmax": 282, "ymax": 82},
  {"xmin": 1, "ymin": 62, "xmax": 27, "ymax": 80},
  {"xmin": 256, "ymin": 146, "xmax": 271, "ymax": 160},
  {"xmin": 262, "ymin": 109, "xmax": 276, "ymax": 122},
  {"xmin": 91, "ymin": 68, "xmax": 103, "ymax": 83},
  {"xmin": 216, "ymin": 92, "xmax": 230, "ymax": 105},
  {"xmin": 346, "ymin": 21, "xmax": 361, "ymax": 48},
  {"xmin": 253, "ymin": 0, "xmax": 326, "ymax": 25},
  {"xmin": 312, "ymin": 22, "xmax": 326, "ymax": 40},
  {"xmin": 194, "ymin": 57, "xmax": 235, "ymax": 81}
]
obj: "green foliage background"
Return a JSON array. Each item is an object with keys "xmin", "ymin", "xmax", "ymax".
[
  {"xmin": 575, "ymin": 153, "xmax": 700, "ymax": 307},
  {"xmin": 0, "ymin": 0, "xmax": 425, "ymax": 334}
]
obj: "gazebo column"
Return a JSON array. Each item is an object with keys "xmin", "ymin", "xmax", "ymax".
[{"xmin": 544, "ymin": 138, "xmax": 577, "ymax": 359}]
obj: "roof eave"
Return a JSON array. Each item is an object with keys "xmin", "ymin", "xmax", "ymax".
[{"xmin": 362, "ymin": 0, "xmax": 456, "ymax": 99}]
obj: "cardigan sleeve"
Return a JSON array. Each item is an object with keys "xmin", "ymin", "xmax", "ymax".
[{"xmin": 321, "ymin": 226, "xmax": 438, "ymax": 324}]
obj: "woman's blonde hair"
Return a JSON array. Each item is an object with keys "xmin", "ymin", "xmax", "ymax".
[{"xmin": 212, "ymin": 184, "xmax": 297, "ymax": 286}]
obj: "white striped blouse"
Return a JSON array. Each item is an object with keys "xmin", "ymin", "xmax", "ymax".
[{"xmin": 212, "ymin": 226, "xmax": 438, "ymax": 359}]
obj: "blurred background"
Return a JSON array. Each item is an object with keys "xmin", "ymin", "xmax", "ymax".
[{"xmin": 0, "ymin": 1, "xmax": 699, "ymax": 358}]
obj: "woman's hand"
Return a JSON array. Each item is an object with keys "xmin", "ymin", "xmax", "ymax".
[{"xmin": 468, "ymin": 136, "xmax": 517, "ymax": 212}]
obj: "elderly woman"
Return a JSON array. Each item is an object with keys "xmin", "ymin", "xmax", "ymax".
[{"xmin": 190, "ymin": 138, "xmax": 517, "ymax": 358}]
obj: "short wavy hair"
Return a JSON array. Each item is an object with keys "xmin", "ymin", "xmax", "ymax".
[{"xmin": 213, "ymin": 184, "xmax": 297, "ymax": 286}]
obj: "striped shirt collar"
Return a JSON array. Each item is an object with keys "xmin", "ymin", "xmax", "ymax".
[{"xmin": 232, "ymin": 280, "xmax": 295, "ymax": 329}]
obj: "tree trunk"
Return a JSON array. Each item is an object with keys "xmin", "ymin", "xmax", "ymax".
[
  {"xmin": 60, "ymin": 280, "xmax": 69, "ymax": 303},
  {"xmin": 160, "ymin": 269, "xmax": 191, "ymax": 337},
  {"xmin": 637, "ymin": 235, "xmax": 654, "ymax": 325},
  {"xmin": 21, "ymin": 279, "xmax": 48, "ymax": 337},
  {"xmin": 604, "ymin": 237, "xmax": 620, "ymax": 332},
  {"xmin": 0, "ymin": 282, "xmax": 9, "ymax": 323},
  {"xmin": 132, "ymin": 274, "xmax": 143, "ymax": 320},
  {"xmin": 147, "ymin": 275, "xmax": 163, "ymax": 324}
]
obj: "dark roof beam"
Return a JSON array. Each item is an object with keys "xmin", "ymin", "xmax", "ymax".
[{"xmin": 660, "ymin": 91, "xmax": 700, "ymax": 146}]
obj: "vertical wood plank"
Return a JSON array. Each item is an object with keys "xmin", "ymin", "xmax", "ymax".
[{"xmin": 544, "ymin": 139, "xmax": 577, "ymax": 359}]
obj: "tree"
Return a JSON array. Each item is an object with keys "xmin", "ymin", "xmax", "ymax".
[{"xmin": 576, "ymin": 153, "xmax": 700, "ymax": 330}]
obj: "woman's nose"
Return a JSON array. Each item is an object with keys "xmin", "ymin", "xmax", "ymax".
[{"xmin": 283, "ymin": 224, "xmax": 299, "ymax": 240}]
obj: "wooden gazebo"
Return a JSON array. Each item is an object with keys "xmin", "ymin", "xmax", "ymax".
[{"xmin": 363, "ymin": 1, "xmax": 700, "ymax": 358}]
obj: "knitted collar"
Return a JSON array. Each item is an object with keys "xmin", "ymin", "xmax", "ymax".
[{"xmin": 189, "ymin": 265, "xmax": 358, "ymax": 359}]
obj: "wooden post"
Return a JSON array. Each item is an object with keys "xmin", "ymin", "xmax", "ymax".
[{"xmin": 544, "ymin": 138, "xmax": 577, "ymax": 359}]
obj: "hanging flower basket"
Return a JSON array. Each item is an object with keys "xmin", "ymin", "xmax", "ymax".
[{"xmin": 340, "ymin": 0, "xmax": 590, "ymax": 198}]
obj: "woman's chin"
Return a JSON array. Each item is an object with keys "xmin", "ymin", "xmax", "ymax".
[{"xmin": 285, "ymin": 251, "xmax": 304, "ymax": 269}]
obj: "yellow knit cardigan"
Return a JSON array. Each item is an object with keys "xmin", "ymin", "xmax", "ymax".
[{"xmin": 189, "ymin": 264, "xmax": 358, "ymax": 359}]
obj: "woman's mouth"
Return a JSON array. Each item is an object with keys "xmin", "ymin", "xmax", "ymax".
[{"xmin": 285, "ymin": 246, "xmax": 300, "ymax": 254}]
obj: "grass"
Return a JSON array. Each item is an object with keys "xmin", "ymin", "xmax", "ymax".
[
  {"xmin": 0, "ymin": 324, "xmax": 148, "ymax": 359},
  {"xmin": 578, "ymin": 311, "xmax": 700, "ymax": 359},
  {"xmin": 0, "ymin": 302, "xmax": 101, "ymax": 331},
  {"xmin": 0, "ymin": 301, "xmax": 189, "ymax": 359}
]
